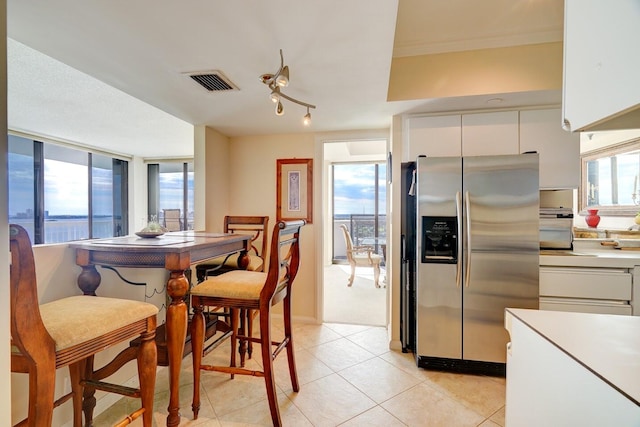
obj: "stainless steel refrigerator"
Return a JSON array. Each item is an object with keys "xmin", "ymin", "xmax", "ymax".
[{"xmin": 415, "ymin": 153, "xmax": 539, "ymax": 375}]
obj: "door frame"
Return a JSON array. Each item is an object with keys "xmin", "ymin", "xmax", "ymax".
[{"xmin": 314, "ymin": 131, "xmax": 391, "ymax": 327}]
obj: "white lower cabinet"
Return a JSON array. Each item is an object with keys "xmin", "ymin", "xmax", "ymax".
[{"xmin": 539, "ymin": 267, "xmax": 633, "ymax": 315}]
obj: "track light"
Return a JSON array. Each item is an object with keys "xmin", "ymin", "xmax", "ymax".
[
  {"xmin": 260, "ymin": 49, "xmax": 316, "ymax": 124},
  {"xmin": 303, "ymin": 107, "xmax": 311, "ymax": 126}
]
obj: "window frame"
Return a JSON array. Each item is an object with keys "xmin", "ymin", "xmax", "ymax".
[
  {"xmin": 580, "ymin": 137, "xmax": 640, "ymax": 216},
  {"xmin": 147, "ymin": 160, "xmax": 193, "ymax": 231},
  {"xmin": 8, "ymin": 134, "xmax": 129, "ymax": 244}
]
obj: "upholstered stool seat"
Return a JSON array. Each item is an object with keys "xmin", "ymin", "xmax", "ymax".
[
  {"xmin": 191, "ymin": 270, "xmax": 268, "ymax": 301},
  {"xmin": 37, "ymin": 295, "xmax": 158, "ymax": 352}
]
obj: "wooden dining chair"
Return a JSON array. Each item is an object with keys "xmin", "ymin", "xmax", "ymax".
[
  {"xmin": 340, "ymin": 224, "xmax": 383, "ymax": 288},
  {"xmin": 9, "ymin": 224, "xmax": 159, "ymax": 427},
  {"xmin": 195, "ymin": 215, "xmax": 270, "ymax": 281},
  {"xmin": 190, "ymin": 220, "xmax": 305, "ymax": 427}
]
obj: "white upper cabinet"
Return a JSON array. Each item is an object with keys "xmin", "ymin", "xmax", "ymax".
[
  {"xmin": 405, "ymin": 111, "xmax": 520, "ymax": 161},
  {"xmin": 462, "ymin": 111, "xmax": 519, "ymax": 156},
  {"xmin": 405, "ymin": 114, "xmax": 462, "ymax": 160},
  {"xmin": 520, "ymin": 108, "xmax": 580, "ymax": 189},
  {"xmin": 562, "ymin": 0, "xmax": 640, "ymax": 132}
]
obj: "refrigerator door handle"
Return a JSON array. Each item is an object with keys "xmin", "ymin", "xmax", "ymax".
[
  {"xmin": 455, "ymin": 191, "xmax": 462, "ymax": 288},
  {"xmin": 464, "ymin": 190, "xmax": 471, "ymax": 287}
]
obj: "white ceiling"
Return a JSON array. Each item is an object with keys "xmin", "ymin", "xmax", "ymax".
[{"xmin": 7, "ymin": 0, "xmax": 571, "ymax": 158}]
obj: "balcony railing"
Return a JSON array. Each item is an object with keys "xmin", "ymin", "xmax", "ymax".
[{"xmin": 333, "ymin": 214, "xmax": 386, "ymax": 262}]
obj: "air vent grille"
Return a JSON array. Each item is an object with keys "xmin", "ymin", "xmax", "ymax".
[{"xmin": 187, "ymin": 71, "xmax": 238, "ymax": 91}]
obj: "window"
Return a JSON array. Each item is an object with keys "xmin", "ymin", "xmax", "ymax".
[
  {"xmin": 8, "ymin": 134, "xmax": 129, "ymax": 244},
  {"xmin": 581, "ymin": 138, "xmax": 640, "ymax": 215},
  {"xmin": 147, "ymin": 161, "xmax": 194, "ymax": 230}
]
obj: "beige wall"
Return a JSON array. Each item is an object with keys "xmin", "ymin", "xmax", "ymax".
[
  {"xmin": 226, "ymin": 133, "xmax": 318, "ymax": 321},
  {"xmin": 388, "ymin": 42, "xmax": 563, "ymax": 101},
  {"xmin": 197, "ymin": 125, "xmax": 231, "ymax": 232}
]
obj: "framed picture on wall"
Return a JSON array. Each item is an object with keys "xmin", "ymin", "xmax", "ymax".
[{"xmin": 276, "ymin": 158, "xmax": 313, "ymax": 223}]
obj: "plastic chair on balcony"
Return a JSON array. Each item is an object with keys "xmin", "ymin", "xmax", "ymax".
[
  {"xmin": 340, "ymin": 224, "xmax": 383, "ymax": 288},
  {"xmin": 9, "ymin": 224, "xmax": 158, "ymax": 427},
  {"xmin": 190, "ymin": 220, "xmax": 305, "ymax": 427}
]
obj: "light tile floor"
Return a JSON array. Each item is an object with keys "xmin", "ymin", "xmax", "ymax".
[{"xmin": 95, "ymin": 322, "xmax": 506, "ymax": 426}]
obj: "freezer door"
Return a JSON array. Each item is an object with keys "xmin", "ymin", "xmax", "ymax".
[
  {"xmin": 416, "ymin": 156, "xmax": 463, "ymax": 360},
  {"xmin": 462, "ymin": 154, "xmax": 539, "ymax": 363}
]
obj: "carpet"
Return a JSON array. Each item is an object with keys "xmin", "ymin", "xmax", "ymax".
[{"xmin": 323, "ymin": 264, "xmax": 387, "ymax": 326}]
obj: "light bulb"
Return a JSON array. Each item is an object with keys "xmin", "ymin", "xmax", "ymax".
[
  {"xmin": 303, "ymin": 111, "xmax": 311, "ymax": 126},
  {"xmin": 276, "ymin": 66, "xmax": 289, "ymax": 87},
  {"xmin": 270, "ymin": 90, "xmax": 280, "ymax": 103},
  {"xmin": 275, "ymin": 101, "xmax": 284, "ymax": 116}
]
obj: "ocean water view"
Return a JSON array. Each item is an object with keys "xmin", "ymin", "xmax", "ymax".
[{"xmin": 9, "ymin": 217, "xmax": 116, "ymax": 244}]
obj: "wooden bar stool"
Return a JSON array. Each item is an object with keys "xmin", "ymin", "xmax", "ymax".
[
  {"xmin": 9, "ymin": 224, "xmax": 158, "ymax": 427},
  {"xmin": 190, "ymin": 220, "xmax": 305, "ymax": 426},
  {"xmin": 194, "ymin": 215, "xmax": 269, "ymax": 362}
]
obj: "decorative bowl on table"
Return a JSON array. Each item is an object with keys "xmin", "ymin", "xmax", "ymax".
[
  {"xmin": 135, "ymin": 230, "xmax": 165, "ymax": 238},
  {"xmin": 135, "ymin": 222, "xmax": 167, "ymax": 238}
]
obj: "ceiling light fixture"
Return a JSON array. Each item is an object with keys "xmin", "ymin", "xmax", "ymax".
[
  {"xmin": 303, "ymin": 107, "xmax": 311, "ymax": 126},
  {"xmin": 260, "ymin": 49, "xmax": 316, "ymax": 125}
]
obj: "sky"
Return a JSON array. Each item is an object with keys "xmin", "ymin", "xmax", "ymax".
[
  {"xmin": 333, "ymin": 163, "xmax": 386, "ymax": 215},
  {"xmin": 9, "ymin": 132, "xmax": 379, "ymax": 221}
]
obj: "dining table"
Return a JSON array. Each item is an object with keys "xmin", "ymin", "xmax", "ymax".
[{"xmin": 69, "ymin": 230, "xmax": 250, "ymax": 427}]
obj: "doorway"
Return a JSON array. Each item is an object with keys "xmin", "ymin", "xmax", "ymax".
[{"xmin": 322, "ymin": 140, "xmax": 388, "ymax": 326}]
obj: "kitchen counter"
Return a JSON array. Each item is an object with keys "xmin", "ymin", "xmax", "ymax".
[
  {"xmin": 504, "ymin": 308, "xmax": 640, "ymax": 425},
  {"xmin": 506, "ymin": 308, "xmax": 640, "ymax": 405},
  {"xmin": 540, "ymin": 246, "xmax": 640, "ymax": 268}
]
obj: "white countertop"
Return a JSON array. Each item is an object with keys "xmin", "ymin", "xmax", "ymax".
[
  {"xmin": 505, "ymin": 308, "xmax": 640, "ymax": 406},
  {"xmin": 540, "ymin": 249, "xmax": 640, "ymax": 268}
]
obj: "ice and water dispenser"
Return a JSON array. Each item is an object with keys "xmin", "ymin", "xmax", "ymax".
[{"xmin": 421, "ymin": 216, "xmax": 458, "ymax": 264}]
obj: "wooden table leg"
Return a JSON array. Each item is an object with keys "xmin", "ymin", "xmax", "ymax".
[
  {"xmin": 165, "ymin": 268, "xmax": 189, "ymax": 427},
  {"xmin": 77, "ymin": 265, "xmax": 101, "ymax": 295}
]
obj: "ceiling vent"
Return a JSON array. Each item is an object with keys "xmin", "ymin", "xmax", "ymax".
[{"xmin": 186, "ymin": 71, "xmax": 238, "ymax": 92}]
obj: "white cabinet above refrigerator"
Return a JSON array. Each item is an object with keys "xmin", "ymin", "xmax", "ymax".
[{"xmin": 562, "ymin": 0, "xmax": 640, "ymax": 132}]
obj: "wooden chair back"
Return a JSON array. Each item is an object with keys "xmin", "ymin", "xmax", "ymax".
[
  {"xmin": 262, "ymin": 220, "xmax": 305, "ymax": 305},
  {"xmin": 224, "ymin": 215, "xmax": 269, "ymax": 268},
  {"xmin": 10, "ymin": 224, "xmax": 57, "ymax": 366}
]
